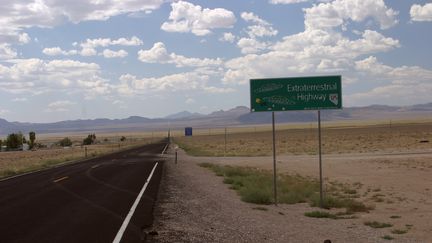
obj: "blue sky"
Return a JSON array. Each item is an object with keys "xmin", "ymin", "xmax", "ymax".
[{"xmin": 0, "ymin": 0, "xmax": 431, "ymax": 123}]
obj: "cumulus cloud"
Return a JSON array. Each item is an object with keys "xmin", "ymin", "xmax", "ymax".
[
  {"xmin": 410, "ymin": 3, "xmax": 432, "ymax": 22},
  {"xmin": 355, "ymin": 56, "xmax": 432, "ymax": 83},
  {"xmin": 0, "ymin": 1, "xmax": 162, "ymax": 45},
  {"xmin": 223, "ymin": 0, "xmax": 401, "ymax": 86},
  {"xmin": 224, "ymin": 28, "xmax": 399, "ymax": 85},
  {"xmin": 80, "ymin": 36, "xmax": 143, "ymax": 49},
  {"xmin": 117, "ymin": 70, "xmax": 233, "ymax": 95},
  {"xmin": 101, "ymin": 49, "xmax": 128, "ymax": 58},
  {"xmin": 342, "ymin": 56, "xmax": 432, "ymax": 106},
  {"xmin": 304, "ymin": 0, "xmax": 398, "ymax": 31},
  {"xmin": 0, "ymin": 58, "xmax": 111, "ymax": 96},
  {"xmin": 43, "ymin": 47, "xmax": 77, "ymax": 56},
  {"xmin": 45, "ymin": 100, "xmax": 76, "ymax": 112},
  {"xmin": 161, "ymin": 1, "xmax": 236, "ymax": 36},
  {"xmin": 235, "ymin": 12, "xmax": 277, "ymax": 54},
  {"xmin": 0, "ymin": 44, "xmax": 17, "ymax": 59},
  {"xmin": 237, "ymin": 38, "xmax": 269, "ymax": 54},
  {"xmin": 138, "ymin": 42, "xmax": 222, "ymax": 67},
  {"xmin": 241, "ymin": 12, "xmax": 278, "ymax": 38},
  {"xmin": 220, "ymin": 32, "xmax": 236, "ymax": 43},
  {"xmin": 42, "ymin": 36, "xmax": 141, "ymax": 57}
]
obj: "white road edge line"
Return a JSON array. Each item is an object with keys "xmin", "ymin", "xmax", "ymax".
[
  {"xmin": 112, "ymin": 162, "xmax": 159, "ymax": 243},
  {"xmin": 161, "ymin": 143, "xmax": 169, "ymax": 155}
]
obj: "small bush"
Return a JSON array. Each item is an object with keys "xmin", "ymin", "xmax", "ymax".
[
  {"xmin": 364, "ymin": 221, "xmax": 393, "ymax": 228},
  {"xmin": 199, "ymin": 163, "xmax": 369, "ymax": 214},
  {"xmin": 382, "ymin": 235, "xmax": 394, "ymax": 240},
  {"xmin": 391, "ymin": 229, "xmax": 407, "ymax": 234},
  {"xmin": 252, "ymin": 206, "xmax": 268, "ymax": 211},
  {"xmin": 304, "ymin": 211, "xmax": 337, "ymax": 219},
  {"xmin": 59, "ymin": 137, "xmax": 72, "ymax": 147}
]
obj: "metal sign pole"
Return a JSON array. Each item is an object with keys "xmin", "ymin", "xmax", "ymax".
[
  {"xmin": 318, "ymin": 110, "xmax": 324, "ymax": 208},
  {"xmin": 272, "ymin": 111, "xmax": 277, "ymax": 205}
]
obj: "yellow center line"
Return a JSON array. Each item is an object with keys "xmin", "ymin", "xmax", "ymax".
[{"xmin": 53, "ymin": 176, "xmax": 69, "ymax": 183}]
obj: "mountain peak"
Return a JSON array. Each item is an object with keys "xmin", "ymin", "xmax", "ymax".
[{"xmin": 165, "ymin": 111, "xmax": 204, "ymax": 120}]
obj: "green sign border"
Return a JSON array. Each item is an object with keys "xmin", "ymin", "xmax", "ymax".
[{"xmin": 250, "ymin": 75, "xmax": 342, "ymax": 112}]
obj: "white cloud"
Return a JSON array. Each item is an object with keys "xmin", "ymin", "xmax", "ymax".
[
  {"xmin": 117, "ymin": 69, "xmax": 233, "ymax": 95},
  {"xmin": 224, "ymin": 28, "xmax": 399, "ymax": 85},
  {"xmin": 349, "ymin": 83, "xmax": 432, "ymax": 107},
  {"xmin": 46, "ymin": 100, "xmax": 76, "ymax": 112},
  {"xmin": 410, "ymin": 3, "xmax": 432, "ymax": 22},
  {"xmin": 185, "ymin": 97, "xmax": 195, "ymax": 104},
  {"xmin": 42, "ymin": 36, "xmax": 141, "ymax": 57},
  {"xmin": 161, "ymin": 1, "xmax": 236, "ymax": 36},
  {"xmin": 0, "ymin": 108, "xmax": 10, "ymax": 115},
  {"xmin": 220, "ymin": 32, "xmax": 236, "ymax": 43},
  {"xmin": 241, "ymin": 12, "xmax": 268, "ymax": 25},
  {"xmin": 241, "ymin": 12, "xmax": 278, "ymax": 38},
  {"xmin": 80, "ymin": 36, "xmax": 143, "ymax": 49},
  {"xmin": 0, "ymin": 44, "xmax": 17, "ymax": 59},
  {"xmin": 269, "ymin": 0, "xmax": 308, "ymax": 4},
  {"xmin": 304, "ymin": 0, "xmax": 398, "ymax": 31},
  {"xmin": 344, "ymin": 56, "xmax": 432, "ymax": 106},
  {"xmin": 18, "ymin": 33, "xmax": 31, "ymax": 44},
  {"xmin": 137, "ymin": 42, "xmax": 170, "ymax": 63},
  {"xmin": 12, "ymin": 97, "xmax": 28, "ymax": 102},
  {"xmin": 43, "ymin": 47, "xmax": 77, "ymax": 56},
  {"xmin": 355, "ymin": 56, "xmax": 432, "ymax": 83},
  {"xmin": 138, "ymin": 42, "xmax": 222, "ymax": 67},
  {"xmin": 237, "ymin": 38, "xmax": 269, "ymax": 54},
  {"xmin": 0, "ymin": 1, "xmax": 162, "ymax": 45},
  {"xmin": 0, "ymin": 58, "xmax": 111, "ymax": 96},
  {"xmin": 223, "ymin": 0, "xmax": 401, "ymax": 86},
  {"xmin": 101, "ymin": 49, "xmax": 128, "ymax": 58},
  {"xmin": 80, "ymin": 48, "xmax": 97, "ymax": 57}
]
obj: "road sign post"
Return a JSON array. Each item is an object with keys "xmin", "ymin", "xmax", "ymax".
[{"xmin": 250, "ymin": 76, "xmax": 342, "ymax": 207}]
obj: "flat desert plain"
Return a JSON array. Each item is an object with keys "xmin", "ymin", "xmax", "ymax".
[{"xmin": 171, "ymin": 121, "xmax": 432, "ymax": 242}]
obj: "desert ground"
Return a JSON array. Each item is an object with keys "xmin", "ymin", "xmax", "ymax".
[
  {"xmin": 0, "ymin": 131, "xmax": 167, "ymax": 178},
  {"xmin": 154, "ymin": 120, "xmax": 432, "ymax": 242},
  {"xmin": 1, "ymin": 120, "xmax": 431, "ymax": 241}
]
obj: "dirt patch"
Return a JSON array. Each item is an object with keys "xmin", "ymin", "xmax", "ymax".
[{"xmin": 150, "ymin": 147, "xmax": 430, "ymax": 242}]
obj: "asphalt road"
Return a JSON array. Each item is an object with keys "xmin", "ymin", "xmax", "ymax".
[{"xmin": 0, "ymin": 141, "xmax": 167, "ymax": 243}]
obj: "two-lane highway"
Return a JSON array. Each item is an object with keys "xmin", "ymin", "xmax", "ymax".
[{"xmin": 0, "ymin": 141, "xmax": 167, "ymax": 243}]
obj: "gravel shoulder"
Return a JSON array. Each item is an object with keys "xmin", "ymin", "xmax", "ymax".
[{"xmin": 149, "ymin": 146, "xmax": 425, "ymax": 242}]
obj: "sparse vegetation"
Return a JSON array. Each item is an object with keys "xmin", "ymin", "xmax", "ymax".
[
  {"xmin": 6, "ymin": 132, "xmax": 24, "ymax": 150},
  {"xmin": 382, "ymin": 235, "xmax": 394, "ymax": 240},
  {"xmin": 0, "ymin": 135, "xmax": 158, "ymax": 179},
  {"xmin": 83, "ymin": 133, "xmax": 96, "ymax": 145},
  {"xmin": 364, "ymin": 221, "xmax": 393, "ymax": 228},
  {"xmin": 199, "ymin": 163, "xmax": 370, "ymax": 213},
  {"xmin": 59, "ymin": 137, "xmax": 73, "ymax": 147},
  {"xmin": 252, "ymin": 206, "xmax": 268, "ymax": 211},
  {"xmin": 304, "ymin": 211, "xmax": 337, "ymax": 219},
  {"xmin": 391, "ymin": 229, "xmax": 408, "ymax": 234},
  {"xmin": 174, "ymin": 121, "xmax": 432, "ymax": 156},
  {"xmin": 390, "ymin": 215, "xmax": 401, "ymax": 219},
  {"xmin": 29, "ymin": 131, "xmax": 36, "ymax": 149}
]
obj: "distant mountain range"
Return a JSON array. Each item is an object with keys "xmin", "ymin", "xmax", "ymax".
[{"xmin": 1, "ymin": 103, "xmax": 432, "ymax": 135}]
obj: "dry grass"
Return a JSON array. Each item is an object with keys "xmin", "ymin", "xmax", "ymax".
[
  {"xmin": 0, "ymin": 132, "xmax": 165, "ymax": 179},
  {"xmin": 174, "ymin": 121, "xmax": 432, "ymax": 156}
]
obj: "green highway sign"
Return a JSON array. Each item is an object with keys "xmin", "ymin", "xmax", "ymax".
[{"xmin": 250, "ymin": 76, "xmax": 342, "ymax": 112}]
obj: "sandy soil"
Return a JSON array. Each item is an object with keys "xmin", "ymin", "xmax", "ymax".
[{"xmin": 150, "ymin": 146, "xmax": 432, "ymax": 242}]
